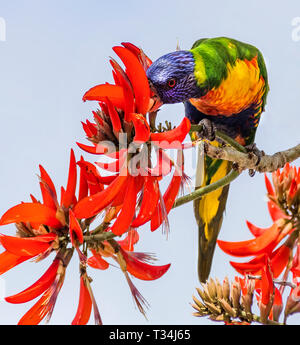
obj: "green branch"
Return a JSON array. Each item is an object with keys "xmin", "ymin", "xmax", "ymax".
[
  {"xmin": 83, "ymin": 232, "xmax": 117, "ymax": 243},
  {"xmin": 173, "ymin": 169, "xmax": 240, "ymax": 208}
]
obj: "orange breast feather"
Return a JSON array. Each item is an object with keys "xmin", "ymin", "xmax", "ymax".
[{"xmin": 189, "ymin": 57, "xmax": 266, "ymax": 116}]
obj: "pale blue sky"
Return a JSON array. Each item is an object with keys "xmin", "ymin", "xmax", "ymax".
[{"xmin": 0, "ymin": 0, "xmax": 299, "ymax": 325}]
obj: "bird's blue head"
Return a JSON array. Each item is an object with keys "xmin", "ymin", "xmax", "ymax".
[{"xmin": 146, "ymin": 50, "xmax": 201, "ymax": 106}]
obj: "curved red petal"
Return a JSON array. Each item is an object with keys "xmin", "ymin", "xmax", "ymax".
[
  {"xmin": 261, "ymin": 259, "xmax": 273, "ymax": 305},
  {"xmin": 83, "ymin": 84, "xmax": 124, "ymax": 109},
  {"xmin": 147, "ymin": 149, "xmax": 173, "ymax": 177},
  {"xmin": 0, "ymin": 203, "xmax": 62, "ymax": 229},
  {"xmin": 130, "ymin": 113, "xmax": 150, "ymax": 143},
  {"xmin": 73, "ymin": 172, "xmax": 129, "ymax": 219},
  {"xmin": 69, "ymin": 209, "xmax": 84, "ymax": 246},
  {"xmin": 62, "ymin": 149, "xmax": 77, "ymax": 208},
  {"xmin": 0, "ymin": 233, "xmax": 57, "ymax": 257},
  {"xmin": 76, "ymin": 142, "xmax": 108, "ymax": 155},
  {"xmin": 131, "ymin": 177, "xmax": 160, "ymax": 227},
  {"xmin": 230, "ymin": 259, "xmax": 264, "ymax": 276},
  {"xmin": 88, "ymin": 250, "xmax": 109, "ymax": 270},
  {"xmin": 95, "ymin": 157, "xmax": 124, "ymax": 173},
  {"xmin": 39, "ymin": 182, "xmax": 57, "ymax": 210},
  {"xmin": 0, "ymin": 251, "xmax": 31, "ymax": 275},
  {"xmin": 120, "ymin": 248, "xmax": 170, "ymax": 281},
  {"xmin": 113, "ymin": 46, "xmax": 150, "ymax": 114},
  {"xmin": 151, "ymin": 174, "xmax": 181, "ymax": 231},
  {"xmin": 217, "ymin": 223, "xmax": 281, "ymax": 257},
  {"xmin": 5, "ymin": 259, "xmax": 59, "ymax": 304},
  {"xmin": 121, "ymin": 42, "xmax": 152, "ymax": 70},
  {"xmin": 271, "ymin": 244, "xmax": 291, "ymax": 278},
  {"xmin": 246, "ymin": 220, "xmax": 268, "ymax": 237},
  {"xmin": 78, "ymin": 157, "xmax": 89, "ymax": 201},
  {"xmin": 150, "ymin": 117, "xmax": 191, "ymax": 148},
  {"xmin": 39, "ymin": 165, "xmax": 57, "ymax": 201},
  {"xmin": 72, "ymin": 276, "xmax": 92, "ymax": 325},
  {"xmin": 264, "ymin": 174, "xmax": 275, "ymax": 196},
  {"xmin": 117, "ymin": 229, "xmax": 139, "ymax": 251},
  {"xmin": 110, "ymin": 176, "xmax": 138, "ymax": 236},
  {"xmin": 268, "ymin": 201, "xmax": 288, "ymax": 222},
  {"xmin": 105, "ymin": 97, "xmax": 122, "ymax": 133}
]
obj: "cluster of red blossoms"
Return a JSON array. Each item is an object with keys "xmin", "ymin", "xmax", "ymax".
[
  {"xmin": 217, "ymin": 163, "xmax": 300, "ymax": 323},
  {"xmin": 0, "ymin": 43, "xmax": 191, "ymax": 324}
]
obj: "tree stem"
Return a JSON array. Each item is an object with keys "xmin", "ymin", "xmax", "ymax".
[
  {"xmin": 173, "ymin": 169, "xmax": 240, "ymax": 208},
  {"xmin": 83, "ymin": 232, "xmax": 117, "ymax": 243}
]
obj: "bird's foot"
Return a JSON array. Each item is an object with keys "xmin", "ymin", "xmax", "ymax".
[
  {"xmin": 198, "ymin": 118, "xmax": 216, "ymax": 142},
  {"xmin": 245, "ymin": 143, "xmax": 265, "ymax": 177}
]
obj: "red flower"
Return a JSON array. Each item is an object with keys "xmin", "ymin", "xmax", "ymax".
[
  {"xmin": 0, "ymin": 42, "xmax": 183, "ymax": 324},
  {"xmin": 75, "ymin": 42, "xmax": 191, "ymax": 236},
  {"xmin": 217, "ymin": 165, "xmax": 299, "ymax": 323}
]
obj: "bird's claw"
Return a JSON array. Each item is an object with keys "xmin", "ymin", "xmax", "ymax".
[
  {"xmin": 198, "ymin": 119, "xmax": 216, "ymax": 142},
  {"xmin": 245, "ymin": 143, "xmax": 265, "ymax": 177}
]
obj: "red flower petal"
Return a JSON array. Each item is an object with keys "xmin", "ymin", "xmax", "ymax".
[
  {"xmin": 264, "ymin": 174, "xmax": 275, "ymax": 196},
  {"xmin": 109, "ymin": 57, "xmax": 135, "ymax": 121},
  {"xmin": 105, "ymin": 97, "xmax": 122, "ymax": 133},
  {"xmin": 120, "ymin": 247, "xmax": 171, "ymax": 281},
  {"xmin": 151, "ymin": 173, "xmax": 181, "ymax": 231},
  {"xmin": 39, "ymin": 165, "xmax": 57, "ymax": 201},
  {"xmin": 83, "ymin": 83, "xmax": 124, "ymax": 110},
  {"xmin": 62, "ymin": 149, "xmax": 77, "ymax": 208},
  {"xmin": 117, "ymin": 229, "xmax": 139, "ymax": 251},
  {"xmin": 268, "ymin": 201, "xmax": 288, "ymax": 222},
  {"xmin": 261, "ymin": 259, "xmax": 273, "ymax": 305},
  {"xmin": 121, "ymin": 42, "xmax": 152, "ymax": 70},
  {"xmin": 73, "ymin": 171, "xmax": 129, "ymax": 219},
  {"xmin": 147, "ymin": 149, "xmax": 173, "ymax": 177},
  {"xmin": 72, "ymin": 276, "xmax": 92, "ymax": 325},
  {"xmin": 87, "ymin": 250, "xmax": 109, "ymax": 270},
  {"xmin": 85, "ymin": 120, "xmax": 98, "ymax": 136},
  {"xmin": 95, "ymin": 151, "xmax": 127, "ymax": 173},
  {"xmin": 113, "ymin": 46, "xmax": 150, "ymax": 114},
  {"xmin": 217, "ymin": 223, "xmax": 281, "ymax": 257},
  {"xmin": 130, "ymin": 113, "xmax": 150, "ymax": 143},
  {"xmin": 289, "ymin": 179, "xmax": 298, "ymax": 200},
  {"xmin": 76, "ymin": 142, "xmax": 108, "ymax": 155},
  {"xmin": 39, "ymin": 182, "xmax": 57, "ymax": 210},
  {"xmin": 78, "ymin": 157, "xmax": 89, "ymax": 201},
  {"xmin": 0, "ymin": 251, "xmax": 31, "ymax": 275},
  {"xmin": 230, "ymin": 256, "xmax": 265, "ymax": 276},
  {"xmin": 271, "ymin": 244, "xmax": 291, "ymax": 278},
  {"xmin": 110, "ymin": 176, "xmax": 138, "ymax": 236},
  {"xmin": 17, "ymin": 273, "xmax": 64, "ymax": 325},
  {"xmin": 246, "ymin": 220, "xmax": 267, "ymax": 237},
  {"xmin": 131, "ymin": 177, "xmax": 160, "ymax": 227},
  {"xmin": 0, "ymin": 203, "xmax": 62, "ymax": 229},
  {"xmin": 69, "ymin": 209, "xmax": 84, "ymax": 246},
  {"xmin": 5, "ymin": 259, "xmax": 59, "ymax": 304},
  {"xmin": 96, "ymin": 174, "xmax": 118, "ymax": 185},
  {"xmin": 0, "ymin": 233, "xmax": 57, "ymax": 257},
  {"xmin": 150, "ymin": 117, "xmax": 191, "ymax": 148}
]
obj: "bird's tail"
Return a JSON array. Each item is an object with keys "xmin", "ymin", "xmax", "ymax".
[{"xmin": 194, "ymin": 142, "xmax": 232, "ymax": 282}]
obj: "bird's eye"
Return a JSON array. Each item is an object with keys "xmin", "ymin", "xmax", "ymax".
[{"xmin": 167, "ymin": 78, "xmax": 176, "ymax": 88}]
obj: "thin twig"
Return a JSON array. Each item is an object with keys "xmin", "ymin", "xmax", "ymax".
[
  {"xmin": 173, "ymin": 169, "xmax": 240, "ymax": 208},
  {"xmin": 83, "ymin": 232, "xmax": 117, "ymax": 243}
]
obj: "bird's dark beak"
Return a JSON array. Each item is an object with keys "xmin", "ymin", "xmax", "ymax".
[{"xmin": 148, "ymin": 81, "xmax": 163, "ymax": 112}]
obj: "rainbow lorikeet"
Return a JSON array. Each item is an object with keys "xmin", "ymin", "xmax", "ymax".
[{"xmin": 146, "ymin": 37, "xmax": 269, "ymax": 282}]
